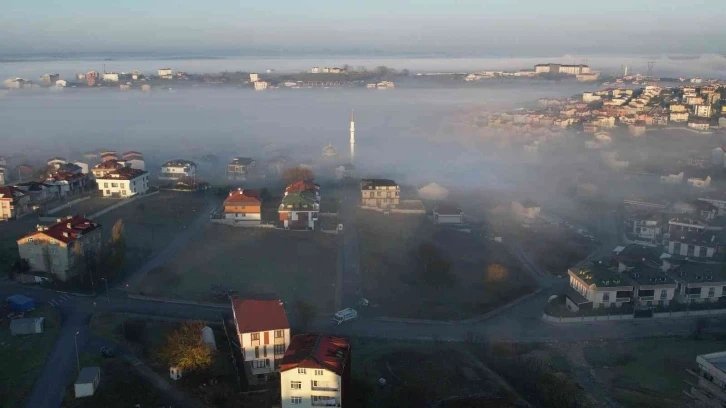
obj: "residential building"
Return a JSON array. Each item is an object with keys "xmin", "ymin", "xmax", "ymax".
[
  {"xmin": 91, "ymin": 160, "xmax": 127, "ymax": 179},
  {"xmin": 534, "ymin": 63, "xmax": 590, "ymax": 75},
  {"xmin": 100, "ymin": 151, "xmax": 118, "ymax": 162},
  {"xmin": 0, "ymin": 186, "xmax": 30, "ymax": 220},
  {"xmin": 96, "ymin": 167, "xmax": 149, "ymax": 198},
  {"xmin": 44, "ymin": 172, "xmax": 88, "ymax": 197},
  {"xmin": 688, "ymin": 174, "xmax": 712, "ymax": 189},
  {"xmin": 226, "ymin": 157, "xmax": 256, "ymax": 181},
  {"xmin": 360, "ymin": 179, "xmax": 400, "ymax": 209},
  {"xmin": 433, "ymin": 205, "xmax": 464, "ymax": 225},
  {"xmin": 582, "ymin": 92, "xmax": 602, "ymax": 103},
  {"xmin": 334, "ymin": 164, "xmax": 355, "ymax": 180},
  {"xmin": 0, "ymin": 167, "xmax": 5, "ymax": 186},
  {"xmin": 40, "ymin": 73, "xmax": 59, "ymax": 85},
  {"xmin": 670, "ymin": 111, "xmax": 689, "ymax": 122},
  {"xmin": 689, "ymin": 119, "xmax": 711, "ymax": 131},
  {"xmin": 686, "ymin": 95, "xmax": 705, "ymax": 105},
  {"xmin": 280, "ymin": 334, "xmax": 351, "ymax": 408},
  {"xmin": 695, "ymin": 104, "xmax": 713, "ymax": 118},
  {"xmin": 669, "ymin": 263, "xmax": 726, "ymax": 304},
  {"xmin": 279, "ymin": 190, "xmax": 319, "ymax": 230},
  {"xmin": 47, "ymin": 157, "xmax": 68, "ymax": 170},
  {"xmin": 159, "ymin": 159, "xmax": 197, "ymax": 181},
  {"xmin": 628, "ymin": 213, "xmax": 662, "ymax": 245},
  {"xmin": 55, "ymin": 80, "xmax": 67, "ymax": 87},
  {"xmin": 686, "ymin": 351, "xmax": 726, "ymax": 406},
  {"xmin": 230, "ymin": 298, "xmax": 290, "ymax": 382},
  {"xmin": 3, "ymin": 78, "xmax": 29, "ymax": 88},
  {"xmin": 311, "ymin": 67, "xmax": 320, "ymax": 74},
  {"xmin": 16, "ymin": 215, "xmax": 102, "ymax": 281},
  {"xmin": 622, "ymin": 265, "xmax": 676, "ymax": 307},
  {"xmin": 223, "ymin": 189, "xmax": 262, "ymax": 226},
  {"xmin": 250, "ymin": 73, "xmax": 259, "ymax": 82},
  {"xmin": 285, "ymin": 181, "xmax": 320, "ymax": 202},
  {"xmin": 72, "ymin": 161, "xmax": 89, "ymax": 174},
  {"xmin": 668, "ymin": 217, "xmax": 707, "ymax": 235},
  {"xmin": 254, "ymin": 81, "xmax": 268, "ymax": 91},
  {"xmin": 14, "ymin": 182, "xmax": 57, "ymax": 205},
  {"xmin": 666, "ymin": 230, "xmax": 719, "ymax": 259},
  {"xmin": 566, "ymin": 263, "xmax": 634, "ymax": 311},
  {"xmin": 157, "ymin": 68, "xmax": 173, "ymax": 79},
  {"xmin": 121, "ymin": 151, "xmax": 145, "ymax": 170},
  {"xmin": 102, "ymin": 73, "xmax": 119, "ymax": 82}
]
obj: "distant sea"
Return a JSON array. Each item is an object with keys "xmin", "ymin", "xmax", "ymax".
[{"xmin": 1, "ymin": 53, "xmax": 725, "ymax": 81}]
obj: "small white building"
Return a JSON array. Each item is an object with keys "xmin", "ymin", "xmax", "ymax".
[
  {"xmin": 72, "ymin": 161, "xmax": 89, "ymax": 174},
  {"xmin": 9, "ymin": 317, "xmax": 45, "ymax": 335},
  {"xmin": 250, "ymin": 73, "xmax": 259, "ymax": 82},
  {"xmin": 695, "ymin": 104, "xmax": 713, "ymax": 118},
  {"xmin": 159, "ymin": 159, "xmax": 196, "ymax": 181},
  {"xmin": 74, "ymin": 367, "xmax": 100, "ymax": 398},
  {"xmin": 96, "ymin": 168, "xmax": 149, "ymax": 198},
  {"xmin": 669, "ymin": 263, "xmax": 726, "ymax": 304},
  {"xmin": 254, "ymin": 81, "xmax": 268, "ymax": 91},
  {"xmin": 55, "ymin": 80, "xmax": 67, "ymax": 87},
  {"xmin": 157, "ymin": 68, "xmax": 173, "ymax": 79},
  {"xmin": 102, "ymin": 73, "xmax": 119, "ymax": 82},
  {"xmin": 280, "ymin": 334, "xmax": 351, "ymax": 408},
  {"xmin": 511, "ymin": 200, "xmax": 540, "ymax": 220}
]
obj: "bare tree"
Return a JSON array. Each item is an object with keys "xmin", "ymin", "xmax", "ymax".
[{"xmin": 281, "ymin": 167, "xmax": 315, "ymax": 185}]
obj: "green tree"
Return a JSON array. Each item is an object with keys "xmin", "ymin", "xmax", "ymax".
[{"xmin": 158, "ymin": 321, "xmax": 214, "ymax": 372}]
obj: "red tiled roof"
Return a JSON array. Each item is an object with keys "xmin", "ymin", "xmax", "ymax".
[
  {"xmin": 96, "ymin": 167, "xmax": 146, "ymax": 180},
  {"xmin": 50, "ymin": 172, "xmax": 86, "ymax": 182},
  {"xmin": 285, "ymin": 180, "xmax": 319, "ymax": 194},
  {"xmin": 231, "ymin": 298, "xmax": 289, "ymax": 333},
  {"xmin": 224, "ymin": 189, "xmax": 261, "ymax": 205},
  {"xmin": 19, "ymin": 215, "xmax": 100, "ymax": 245},
  {"xmin": 0, "ymin": 186, "xmax": 27, "ymax": 200},
  {"xmin": 93, "ymin": 160, "xmax": 125, "ymax": 170},
  {"xmin": 280, "ymin": 334, "xmax": 350, "ymax": 376}
]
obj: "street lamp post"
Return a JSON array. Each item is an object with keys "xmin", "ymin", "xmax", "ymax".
[
  {"xmin": 74, "ymin": 331, "xmax": 80, "ymax": 374},
  {"xmin": 101, "ymin": 277, "xmax": 109, "ymax": 301}
]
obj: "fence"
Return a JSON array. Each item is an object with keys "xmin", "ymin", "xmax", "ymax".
[
  {"xmin": 88, "ymin": 191, "xmax": 159, "ymax": 219},
  {"xmin": 45, "ymin": 196, "xmax": 91, "ymax": 215},
  {"xmin": 543, "ymin": 307, "xmax": 726, "ymax": 324}
]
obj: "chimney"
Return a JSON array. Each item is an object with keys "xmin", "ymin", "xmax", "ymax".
[
  {"xmin": 63, "ymin": 232, "xmax": 69, "ymax": 238},
  {"xmin": 67, "ymin": 223, "xmax": 72, "ymax": 229}
]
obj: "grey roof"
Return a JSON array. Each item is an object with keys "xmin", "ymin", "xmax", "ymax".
[
  {"xmin": 76, "ymin": 367, "xmax": 100, "ymax": 384},
  {"xmin": 361, "ymin": 179, "xmax": 398, "ymax": 189},
  {"xmin": 9, "ymin": 317, "xmax": 43, "ymax": 332}
]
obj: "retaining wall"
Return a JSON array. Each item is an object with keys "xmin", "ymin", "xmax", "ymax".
[
  {"xmin": 544, "ymin": 307, "xmax": 726, "ymax": 324},
  {"xmin": 45, "ymin": 196, "xmax": 91, "ymax": 215},
  {"xmin": 88, "ymin": 191, "xmax": 159, "ymax": 219}
]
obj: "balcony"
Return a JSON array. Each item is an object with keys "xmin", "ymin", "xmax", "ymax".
[
  {"xmin": 615, "ymin": 297, "xmax": 632, "ymax": 303},
  {"xmin": 638, "ymin": 296, "xmax": 655, "ymax": 301},
  {"xmin": 311, "ymin": 397, "xmax": 339, "ymax": 407},
  {"xmin": 311, "ymin": 385, "xmax": 339, "ymax": 392}
]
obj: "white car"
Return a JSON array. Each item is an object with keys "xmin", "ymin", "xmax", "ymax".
[{"xmin": 333, "ymin": 308, "xmax": 358, "ymax": 325}]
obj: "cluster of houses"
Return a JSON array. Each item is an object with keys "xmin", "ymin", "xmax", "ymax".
[
  {"xmin": 230, "ymin": 298, "xmax": 351, "ymax": 408},
  {"xmin": 466, "ymin": 63, "xmax": 599, "ymax": 82}
]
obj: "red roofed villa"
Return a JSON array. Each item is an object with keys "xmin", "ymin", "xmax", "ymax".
[
  {"xmin": 16, "ymin": 215, "xmax": 102, "ymax": 281},
  {"xmin": 280, "ymin": 334, "xmax": 351, "ymax": 408},
  {"xmin": 231, "ymin": 298, "xmax": 290, "ymax": 383},
  {"xmin": 222, "ymin": 188, "xmax": 262, "ymax": 226}
]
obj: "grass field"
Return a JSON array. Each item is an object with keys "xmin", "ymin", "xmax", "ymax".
[
  {"xmin": 583, "ymin": 336, "xmax": 726, "ymax": 408},
  {"xmin": 357, "ymin": 211, "xmax": 534, "ymax": 319},
  {"xmin": 134, "ymin": 224, "xmax": 337, "ymax": 314},
  {"xmin": 0, "ymin": 306, "xmax": 61, "ymax": 408}
]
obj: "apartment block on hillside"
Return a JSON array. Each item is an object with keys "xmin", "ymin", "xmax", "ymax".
[{"xmin": 360, "ymin": 179, "xmax": 400, "ymax": 209}]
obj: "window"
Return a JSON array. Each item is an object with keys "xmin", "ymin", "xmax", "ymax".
[
  {"xmin": 709, "ymin": 287, "xmax": 716, "ymax": 298},
  {"xmin": 291, "ymin": 397, "xmax": 302, "ymax": 405},
  {"xmin": 27, "ymin": 238, "xmax": 33, "ymax": 243},
  {"xmin": 254, "ymin": 346, "xmax": 259, "ymax": 358},
  {"xmin": 298, "ymin": 368, "xmax": 307, "ymax": 374},
  {"xmin": 602, "ymin": 292, "xmax": 610, "ymax": 302},
  {"xmin": 253, "ymin": 360, "xmax": 268, "ymax": 368},
  {"xmin": 314, "ymin": 369, "xmax": 324, "ymax": 376},
  {"xmin": 660, "ymin": 289, "xmax": 668, "ymax": 299},
  {"xmin": 111, "ymin": 183, "xmax": 118, "ymax": 188},
  {"xmin": 50, "ymin": 239, "xmax": 56, "ymax": 244},
  {"xmin": 263, "ymin": 345, "xmax": 267, "ymax": 357},
  {"xmin": 274, "ymin": 344, "xmax": 285, "ymax": 355},
  {"xmin": 291, "ymin": 381, "xmax": 302, "ymax": 389},
  {"xmin": 274, "ymin": 330, "xmax": 284, "ymax": 338},
  {"xmin": 103, "ymin": 183, "xmax": 108, "ymax": 188},
  {"xmin": 251, "ymin": 333, "xmax": 260, "ymax": 341}
]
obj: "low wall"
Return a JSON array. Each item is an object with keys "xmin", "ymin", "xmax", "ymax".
[
  {"xmin": 88, "ymin": 191, "xmax": 159, "ymax": 219},
  {"xmin": 45, "ymin": 196, "xmax": 91, "ymax": 215},
  {"xmin": 360, "ymin": 205, "xmax": 426, "ymax": 215},
  {"xmin": 127, "ymin": 294, "xmax": 229, "ymax": 309},
  {"xmin": 544, "ymin": 307, "xmax": 726, "ymax": 324},
  {"xmin": 210, "ymin": 218, "xmax": 261, "ymax": 227}
]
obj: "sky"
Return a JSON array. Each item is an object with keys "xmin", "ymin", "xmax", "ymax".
[{"xmin": 1, "ymin": 0, "xmax": 725, "ymax": 56}]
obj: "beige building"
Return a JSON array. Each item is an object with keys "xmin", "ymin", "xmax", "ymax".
[
  {"xmin": 17, "ymin": 215, "xmax": 102, "ymax": 281},
  {"xmin": 670, "ymin": 111, "xmax": 689, "ymax": 123},
  {"xmin": 566, "ymin": 263, "xmax": 634, "ymax": 311},
  {"xmin": 157, "ymin": 68, "xmax": 173, "ymax": 79},
  {"xmin": 687, "ymin": 351, "xmax": 726, "ymax": 407},
  {"xmin": 360, "ymin": 179, "xmax": 400, "ymax": 209},
  {"xmin": 254, "ymin": 81, "xmax": 268, "ymax": 91},
  {"xmin": 695, "ymin": 104, "xmax": 713, "ymax": 118},
  {"xmin": 231, "ymin": 298, "xmax": 290, "ymax": 383},
  {"xmin": 102, "ymin": 73, "xmax": 119, "ymax": 82}
]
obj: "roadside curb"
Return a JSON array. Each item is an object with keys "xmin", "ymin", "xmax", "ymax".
[
  {"xmin": 373, "ymin": 287, "xmax": 544, "ymax": 325},
  {"xmin": 127, "ymin": 294, "xmax": 229, "ymax": 309}
]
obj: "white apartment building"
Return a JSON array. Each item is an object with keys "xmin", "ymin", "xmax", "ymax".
[
  {"xmin": 280, "ymin": 334, "xmax": 351, "ymax": 408},
  {"xmin": 695, "ymin": 104, "xmax": 713, "ymax": 118},
  {"xmin": 231, "ymin": 298, "xmax": 290, "ymax": 383},
  {"xmin": 157, "ymin": 68, "xmax": 173, "ymax": 78},
  {"xmin": 96, "ymin": 168, "xmax": 149, "ymax": 198},
  {"xmin": 566, "ymin": 263, "xmax": 634, "ymax": 311},
  {"xmin": 630, "ymin": 214, "xmax": 662, "ymax": 245},
  {"xmin": 669, "ymin": 263, "xmax": 726, "ymax": 304},
  {"xmin": 623, "ymin": 265, "xmax": 677, "ymax": 307},
  {"xmin": 250, "ymin": 73, "xmax": 259, "ymax": 82},
  {"xmin": 254, "ymin": 81, "xmax": 268, "ymax": 91},
  {"xmin": 688, "ymin": 351, "xmax": 726, "ymax": 406},
  {"xmin": 360, "ymin": 179, "xmax": 400, "ymax": 209},
  {"xmin": 582, "ymin": 92, "xmax": 602, "ymax": 103},
  {"xmin": 102, "ymin": 73, "xmax": 119, "ymax": 82},
  {"xmin": 159, "ymin": 159, "xmax": 197, "ymax": 181}
]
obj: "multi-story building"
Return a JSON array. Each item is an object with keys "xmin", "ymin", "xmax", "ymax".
[
  {"xmin": 14, "ymin": 181, "xmax": 57, "ymax": 205},
  {"xmin": 360, "ymin": 179, "xmax": 400, "ymax": 209},
  {"xmin": 0, "ymin": 167, "xmax": 5, "ymax": 187},
  {"xmin": 666, "ymin": 230, "xmax": 719, "ymax": 259},
  {"xmin": 668, "ymin": 263, "xmax": 726, "ymax": 304},
  {"xmin": 279, "ymin": 190, "xmax": 319, "ymax": 230},
  {"xmin": 102, "ymin": 73, "xmax": 119, "ymax": 82},
  {"xmin": 91, "ymin": 160, "xmax": 128, "ymax": 179},
  {"xmin": 96, "ymin": 167, "xmax": 149, "ymax": 198},
  {"xmin": 695, "ymin": 104, "xmax": 713, "ymax": 118},
  {"xmin": 40, "ymin": 73, "xmax": 59, "ymax": 85},
  {"xmin": 249, "ymin": 73, "xmax": 259, "ymax": 82},
  {"xmin": 254, "ymin": 81, "xmax": 268, "ymax": 91},
  {"xmin": 534, "ymin": 63, "xmax": 590, "ymax": 75},
  {"xmin": 226, "ymin": 157, "xmax": 256, "ymax": 181},
  {"xmin": 628, "ymin": 213, "xmax": 663, "ymax": 245},
  {"xmin": 280, "ymin": 334, "xmax": 351, "ymax": 408},
  {"xmin": 0, "ymin": 186, "xmax": 30, "ymax": 220},
  {"xmin": 622, "ymin": 264, "xmax": 677, "ymax": 307},
  {"xmin": 157, "ymin": 68, "xmax": 173, "ymax": 79},
  {"xmin": 231, "ymin": 298, "xmax": 290, "ymax": 383},
  {"xmin": 122, "ymin": 151, "xmax": 145, "ymax": 170},
  {"xmin": 159, "ymin": 159, "xmax": 197, "ymax": 181},
  {"xmin": 16, "ymin": 215, "xmax": 102, "ymax": 281},
  {"xmin": 687, "ymin": 351, "xmax": 726, "ymax": 406},
  {"xmin": 566, "ymin": 263, "xmax": 634, "ymax": 311},
  {"xmin": 670, "ymin": 111, "xmax": 689, "ymax": 122},
  {"xmin": 223, "ymin": 189, "xmax": 262, "ymax": 226}
]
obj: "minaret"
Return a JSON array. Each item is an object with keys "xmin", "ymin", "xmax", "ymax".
[{"xmin": 349, "ymin": 109, "xmax": 355, "ymax": 160}]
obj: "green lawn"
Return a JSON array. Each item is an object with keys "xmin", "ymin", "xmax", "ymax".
[
  {"xmin": 0, "ymin": 306, "xmax": 62, "ymax": 408},
  {"xmin": 584, "ymin": 336, "xmax": 726, "ymax": 408}
]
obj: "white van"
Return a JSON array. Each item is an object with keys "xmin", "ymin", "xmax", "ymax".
[{"xmin": 333, "ymin": 308, "xmax": 358, "ymax": 325}]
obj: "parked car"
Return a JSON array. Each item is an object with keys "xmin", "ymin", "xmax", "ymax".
[{"xmin": 333, "ymin": 308, "xmax": 358, "ymax": 325}]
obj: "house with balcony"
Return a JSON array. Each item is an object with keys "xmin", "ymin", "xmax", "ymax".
[
  {"xmin": 566, "ymin": 263, "xmax": 634, "ymax": 311},
  {"xmin": 95, "ymin": 168, "xmax": 149, "ymax": 198},
  {"xmin": 668, "ymin": 263, "xmax": 726, "ymax": 304},
  {"xmin": 91, "ymin": 160, "xmax": 128, "ymax": 179},
  {"xmin": 686, "ymin": 351, "xmax": 726, "ymax": 406},
  {"xmin": 0, "ymin": 186, "xmax": 30, "ymax": 220},
  {"xmin": 159, "ymin": 159, "xmax": 197, "ymax": 181},
  {"xmin": 666, "ymin": 230, "xmax": 720, "ymax": 259},
  {"xmin": 231, "ymin": 298, "xmax": 290, "ymax": 384},
  {"xmin": 360, "ymin": 179, "xmax": 400, "ymax": 209},
  {"xmin": 627, "ymin": 213, "xmax": 663, "ymax": 246},
  {"xmin": 622, "ymin": 264, "xmax": 677, "ymax": 308},
  {"xmin": 222, "ymin": 189, "xmax": 262, "ymax": 226},
  {"xmin": 280, "ymin": 334, "xmax": 351, "ymax": 408},
  {"xmin": 226, "ymin": 157, "xmax": 256, "ymax": 181}
]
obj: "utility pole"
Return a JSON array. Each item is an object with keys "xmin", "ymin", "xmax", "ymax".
[
  {"xmin": 647, "ymin": 60, "xmax": 656, "ymax": 78},
  {"xmin": 74, "ymin": 331, "xmax": 81, "ymax": 374}
]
